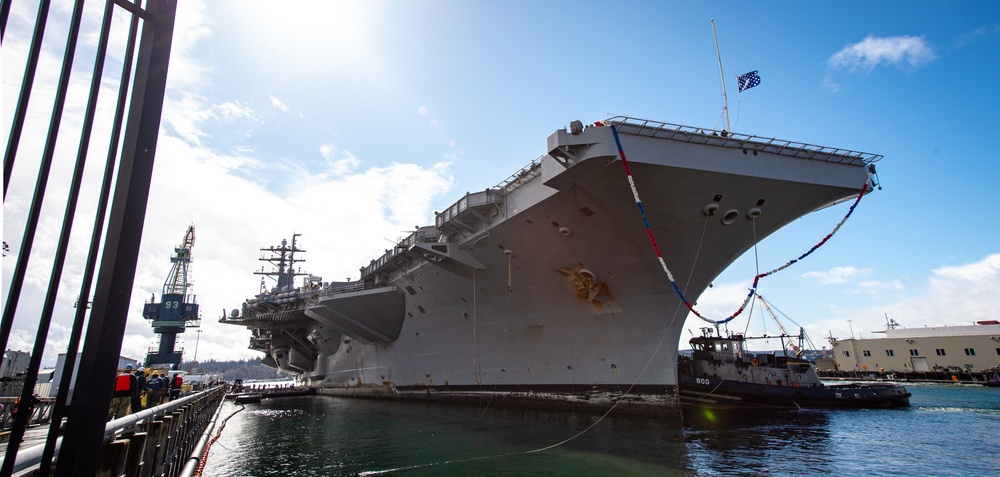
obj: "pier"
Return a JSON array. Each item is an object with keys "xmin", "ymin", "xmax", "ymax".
[
  {"xmin": 818, "ymin": 369, "xmax": 999, "ymax": 385},
  {"xmin": 6, "ymin": 386, "xmax": 226, "ymax": 476}
]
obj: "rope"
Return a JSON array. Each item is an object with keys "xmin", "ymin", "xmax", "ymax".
[
  {"xmin": 192, "ymin": 402, "xmax": 246, "ymax": 477},
  {"xmin": 609, "ymin": 124, "xmax": 871, "ymax": 325}
]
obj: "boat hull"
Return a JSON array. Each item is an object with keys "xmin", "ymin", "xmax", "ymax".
[{"xmin": 678, "ymin": 375, "xmax": 911, "ymax": 409}]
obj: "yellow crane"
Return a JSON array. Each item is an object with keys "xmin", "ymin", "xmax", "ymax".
[{"xmin": 755, "ymin": 293, "xmax": 816, "ymax": 357}]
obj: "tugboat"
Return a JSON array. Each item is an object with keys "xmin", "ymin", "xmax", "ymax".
[
  {"xmin": 678, "ymin": 328, "xmax": 911, "ymax": 409},
  {"xmin": 982, "ymin": 367, "xmax": 1000, "ymax": 387}
]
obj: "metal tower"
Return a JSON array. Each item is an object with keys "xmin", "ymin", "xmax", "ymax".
[
  {"xmin": 143, "ymin": 225, "xmax": 200, "ymax": 368},
  {"xmin": 255, "ymin": 233, "xmax": 306, "ymax": 293}
]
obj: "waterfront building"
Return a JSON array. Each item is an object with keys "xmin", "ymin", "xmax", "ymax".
[{"xmin": 829, "ymin": 321, "xmax": 1000, "ymax": 373}]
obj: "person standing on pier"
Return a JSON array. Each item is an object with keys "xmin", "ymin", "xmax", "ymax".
[
  {"xmin": 169, "ymin": 373, "xmax": 183, "ymax": 400},
  {"xmin": 146, "ymin": 372, "xmax": 164, "ymax": 408},
  {"xmin": 109, "ymin": 364, "xmax": 138, "ymax": 419},
  {"xmin": 135, "ymin": 367, "xmax": 148, "ymax": 409}
]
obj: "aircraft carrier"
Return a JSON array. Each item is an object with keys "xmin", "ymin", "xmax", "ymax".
[{"xmin": 220, "ymin": 116, "xmax": 881, "ymax": 413}]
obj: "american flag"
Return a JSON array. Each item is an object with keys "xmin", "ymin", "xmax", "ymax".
[{"xmin": 737, "ymin": 70, "xmax": 761, "ymax": 92}]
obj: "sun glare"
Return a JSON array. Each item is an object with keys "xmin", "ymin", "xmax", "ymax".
[{"xmin": 233, "ymin": 1, "xmax": 378, "ymax": 64}]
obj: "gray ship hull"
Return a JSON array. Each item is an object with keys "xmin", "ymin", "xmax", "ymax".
[{"xmin": 223, "ymin": 117, "xmax": 879, "ymax": 413}]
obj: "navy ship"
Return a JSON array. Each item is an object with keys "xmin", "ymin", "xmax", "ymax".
[{"xmin": 221, "ymin": 116, "xmax": 881, "ymax": 413}]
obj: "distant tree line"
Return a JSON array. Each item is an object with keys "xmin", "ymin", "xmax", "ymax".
[{"xmin": 181, "ymin": 358, "xmax": 292, "ymax": 382}]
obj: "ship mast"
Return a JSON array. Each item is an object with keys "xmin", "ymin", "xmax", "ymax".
[
  {"xmin": 255, "ymin": 233, "xmax": 306, "ymax": 293},
  {"xmin": 143, "ymin": 225, "xmax": 201, "ymax": 369},
  {"xmin": 711, "ymin": 18, "xmax": 731, "ymax": 133}
]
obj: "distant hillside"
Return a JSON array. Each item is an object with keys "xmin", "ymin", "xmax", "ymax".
[{"xmin": 181, "ymin": 358, "xmax": 293, "ymax": 382}]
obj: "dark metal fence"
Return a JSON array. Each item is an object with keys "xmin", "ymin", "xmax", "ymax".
[
  {"xmin": 1, "ymin": 0, "xmax": 178, "ymax": 474},
  {"xmin": 11, "ymin": 386, "xmax": 227, "ymax": 476},
  {"xmin": 0, "ymin": 396, "xmax": 55, "ymax": 430}
]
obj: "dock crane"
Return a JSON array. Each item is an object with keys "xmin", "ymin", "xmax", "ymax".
[
  {"xmin": 755, "ymin": 293, "xmax": 817, "ymax": 358},
  {"xmin": 142, "ymin": 225, "xmax": 200, "ymax": 369}
]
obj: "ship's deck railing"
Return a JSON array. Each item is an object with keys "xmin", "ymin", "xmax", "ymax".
[
  {"xmin": 605, "ymin": 116, "xmax": 883, "ymax": 166},
  {"xmin": 435, "ymin": 189, "xmax": 507, "ymax": 228},
  {"xmin": 242, "ymin": 279, "xmax": 395, "ymax": 312},
  {"xmin": 495, "ymin": 155, "xmax": 544, "ymax": 191},
  {"xmin": 357, "ymin": 225, "xmax": 446, "ymax": 280},
  {"xmin": 308, "ymin": 280, "xmax": 387, "ymax": 299},
  {"xmin": 358, "ymin": 245, "xmax": 407, "ymax": 280}
]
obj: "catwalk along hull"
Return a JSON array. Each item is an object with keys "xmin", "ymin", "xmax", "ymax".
[{"xmin": 222, "ymin": 117, "xmax": 880, "ymax": 413}]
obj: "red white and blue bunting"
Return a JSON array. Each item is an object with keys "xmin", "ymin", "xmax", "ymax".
[{"xmin": 609, "ymin": 124, "xmax": 871, "ymax": 325}]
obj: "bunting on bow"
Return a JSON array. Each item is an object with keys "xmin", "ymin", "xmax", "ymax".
[{"xmin": 609, "ymin": 124, "xmax": 869, "ymax": 325}]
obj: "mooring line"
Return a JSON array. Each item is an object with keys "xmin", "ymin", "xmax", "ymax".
[{"xmin": 193, "ymin": 402, "xmax": 246, "ymax": 477}]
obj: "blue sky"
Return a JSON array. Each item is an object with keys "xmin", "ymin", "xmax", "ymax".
[{"xmin": 4, "ymin": 1, "xmax": 1000, "ymax": 365}]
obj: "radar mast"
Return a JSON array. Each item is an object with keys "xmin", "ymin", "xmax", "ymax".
[{"xmin": 255, "ymin": 233, "xmax": 306, "ymax": 293}]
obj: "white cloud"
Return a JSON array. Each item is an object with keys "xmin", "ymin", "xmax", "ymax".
[
  {"xmin": 214, "ymin": 101, "xmax": 257, "ymax": 121},
  {"xmin": 828, "ymin": 35, "xmax": 936, "ymax": 72},
  {"xmin": 269, "ymin": 95, "xmax": 290, "ymax": 113},
  {"xmin": 954, "ymin": 25, "xmax": 1000, "ymax": 48},
  {"xmin": 1, "ymin": 0, "xmax": 454, "ymax": 367},
  {"xmin": 801, "ymin": 266, "xmax": 872, "ymax": 285},
  {"xmin": 812, "ymin": 254, "xmax": 1000, "ymax": 343},
  {"xmin": 109, "ymin": 122, "xmax": 455, "ymax": 364},
  {"xmin": 683, "ymin": 254, "xmax": 1000, "ymax": 349},
  {"xmin": 931, "ymin": 253, "xmax": 1000, "ymax": 282},
  {"xmin": 855, "ymin": 279, "xmax": 905, "ymax": 296},
  {"xmin": 318, "ymin": 144, "xmax": 361, "ymax": 176},
  {"xmin": 163, "ymin": 96, "xmax": 260, "ymax": 146},
  {"xmin": 163, "ymin": 0, "xmax": 213, "ymax": 90},
  {"xmin": 681, "ymin": 281, "xmax": 756, "ymax": 331}
]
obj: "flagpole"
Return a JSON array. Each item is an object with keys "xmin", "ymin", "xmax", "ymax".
[{"xmin": 711, "ymin": 19, "xmax": 731, "ymax": 133}]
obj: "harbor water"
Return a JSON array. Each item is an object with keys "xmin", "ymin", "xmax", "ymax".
[{"xmin": 202, "ymin": 384, "xmax": 1000, "ymax": 476}]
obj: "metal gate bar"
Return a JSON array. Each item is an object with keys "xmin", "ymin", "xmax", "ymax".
[{"xmin": 1, "ymin": 0, "xmax": 178, "ymax": 475}]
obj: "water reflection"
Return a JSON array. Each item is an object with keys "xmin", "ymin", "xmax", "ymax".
[
  {"xmin": 682, "ymin": 408, "xmax": 833, "ymax": 476},
  {"xmin": 204, "ymin": 388, "xmax": 1000, "ymax": 476},
  {"xmin": 207, "ymin": 397, "xmax": 695, "ymax": 476}
]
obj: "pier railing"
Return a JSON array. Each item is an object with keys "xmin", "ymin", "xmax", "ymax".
[
  {"xmin": 0, "ymin": 396, "xmax": 54, "ymax": 430},
  {"xmin": 12, "ymin": 385, "xmax": 226, "ymax": 476}
]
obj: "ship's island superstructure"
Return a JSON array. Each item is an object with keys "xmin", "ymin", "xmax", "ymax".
[{"xmin": 220, "ymin": 116, "xmax": 881, "ymax": 412}]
